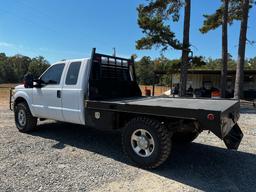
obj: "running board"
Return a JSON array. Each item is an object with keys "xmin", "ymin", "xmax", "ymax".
[{"xmin": 223, "ymin": 124, "xmax": 243, "ymax": 150}]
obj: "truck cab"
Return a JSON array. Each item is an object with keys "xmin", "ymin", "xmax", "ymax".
[
  {"xmin": 32, "ymin": 59, "xmax": 89, "ymax": 124},
  {"xmin": 14, "ymin": 59, "xmax": 90, "ymax": 125}
]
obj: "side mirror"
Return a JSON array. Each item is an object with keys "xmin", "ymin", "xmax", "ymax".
[
  {"xmin": 24, "ymin": 73, "xmax": 34, "ymax": 88},
  {"xmin": 33, "ymin": 79, "xmax": 45, "ymax": 88}
]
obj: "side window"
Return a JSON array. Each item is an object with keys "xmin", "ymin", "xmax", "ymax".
[
  {"xmin": 41, "ymin": 63, "xmax": 65, "ymax": 85},
  {"xmin": 65, "ymin": 62, "xmax": 81, "ymax": 85}
]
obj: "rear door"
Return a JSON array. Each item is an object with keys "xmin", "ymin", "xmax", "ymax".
[
  {"xmin": 61, "ymin": 60, "xmax": 84, "ymax": 124},
  {"xmin": 32, "ymin": 63, "xmax": 65, "ymax": 121}
]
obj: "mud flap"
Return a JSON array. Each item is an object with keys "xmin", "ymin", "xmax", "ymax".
[{"xmin": 223, "ymin": 124, "xmax": 243, "ymax": 150}]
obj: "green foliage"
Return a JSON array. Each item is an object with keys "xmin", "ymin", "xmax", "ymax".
[
  {"xmin": 192, "ymin": 58, "xmax": 236, "ymax": 70},
  {"xmin": 28, "ymin": 56, "xmax": 49, "ymax": 78},
  {"xmin": 0, "ymin": 53, "xmax": 49, "ymax": 83},
  {"xmin": 0, "ymin": 60, "xmax": 17, "ymax": 83},
  {"xmin": 246, "ymin": 57, "xmax": 256, "ymax": 69},
  {"xmin": 136, "ymin": 0, "xmax": 184, "ymax": 51},
  {"xmin": 199, "ymin": 0, "xmax": 253, "ymax": 33},
  {"xmin": 135, "ymin": 56, "xmax": 255, "ymax": 86},
  {"xmin": 135, "ymin": 55, "xmax": 184, "ymax": 85},
  {"xmin": 9, "ymin": 55, "xmax": 31, "ymax": 81},
  {"xmin": 135, "ymin": 56, "xmax": 155, "ymax": 85}
]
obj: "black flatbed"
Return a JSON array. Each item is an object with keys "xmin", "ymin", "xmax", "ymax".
[
  {"xmin": 86, "ymin": 97, "xmax": 240, "ymax": 139},
  {"xmin": 87, "ymin": 96, "xmax": 239, "ymax": 119},
  {"xmin": 85, "ymin": 49, "xmax": 243, "ymax": 152}
]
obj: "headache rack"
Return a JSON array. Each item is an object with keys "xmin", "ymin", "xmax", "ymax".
[
  {"xmin": 88, "ymin": 48, "xmax": 141, "ymax": 100},
  {"xmin": 90, "ymin": 48, "xmax": 137, "ymax": 81}
]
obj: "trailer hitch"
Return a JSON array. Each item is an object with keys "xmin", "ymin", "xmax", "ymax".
[{"xmin": 223, "ymin": 124, "xmax": 243, "ymax": 150}]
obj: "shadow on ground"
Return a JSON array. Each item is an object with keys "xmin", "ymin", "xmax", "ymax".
[
  {"xmin": 240, "ymin": 107, "xmax": 256, "ymax": 114},
  {"xmin": 31, "ymin": 122, "xmax": 256, "ymax": 192}
]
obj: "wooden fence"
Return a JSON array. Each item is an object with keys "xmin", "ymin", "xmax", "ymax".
[{"xmin": 139, "ymin": 85, "xmax": 170, "ymax": 96}]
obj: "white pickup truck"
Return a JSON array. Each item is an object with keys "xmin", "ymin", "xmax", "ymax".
[{"xmin": 11, "ymin": 48, "xmax": 243, "ymax": 169}]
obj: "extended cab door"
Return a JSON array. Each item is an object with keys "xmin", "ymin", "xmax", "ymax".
[
  {"xmin": 61, "ymin": 60, "xmax": 84, "ymax": 124},
  {"xmin": 32, "ymin": 63, "xmax": 65, "ymax": 121}
]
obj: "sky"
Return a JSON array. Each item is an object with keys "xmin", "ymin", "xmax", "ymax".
[{"xmin": 0, "ymin": 0, "xmax": 256, "ymax": 63}]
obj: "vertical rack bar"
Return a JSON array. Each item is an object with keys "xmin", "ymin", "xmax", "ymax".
[{"xmin": 131, "ymin": 55, "xmax": 137, "ymax": 82}]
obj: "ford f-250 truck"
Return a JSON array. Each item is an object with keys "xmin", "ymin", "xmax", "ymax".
[{"xmin": 11, "ymin": 48, "xmax": 243, "ymax": 169}]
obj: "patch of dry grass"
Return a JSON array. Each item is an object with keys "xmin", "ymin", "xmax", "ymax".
[
  {"xmin": 0, "ymin": 88, "xmax": 11, "ymax": 108},
  {"xmin": 0, "ymin": 84, "xmax": 19, "ymax": 108},
  {"xmin": 0, "ymin": 83, "xmax": 18, "ymax": 88}
]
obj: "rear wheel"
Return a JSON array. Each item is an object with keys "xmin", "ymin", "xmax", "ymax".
[
  {"xmin": 14, "ymin": 102, "xmax": 37, "ymax": 132},
  {"xmin": 122, "ymin": 117, "xmax": 171, "ymax": 169}
]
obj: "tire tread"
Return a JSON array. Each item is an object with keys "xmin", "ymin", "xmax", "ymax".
[{"xmin": 122, "ymin": 116, "xmax": 171, "ymax": 169}]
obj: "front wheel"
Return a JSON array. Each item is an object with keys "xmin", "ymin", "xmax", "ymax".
[
  {"xmin": 14, "ymin": 102, "xmax": 37, "ymax": 132},
  {"xmin": 122, "ymin": 117, "xmax": 172, "ymax": 169}
]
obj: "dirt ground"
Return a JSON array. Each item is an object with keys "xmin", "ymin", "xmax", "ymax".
[{"xmin": 0, "ymin": 87, "xmax": 256, "ymax": 192}]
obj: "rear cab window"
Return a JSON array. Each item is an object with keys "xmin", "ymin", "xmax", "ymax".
[{"xmin": 65, "ymin": 62, "xmax": 81, "ymax": 85}]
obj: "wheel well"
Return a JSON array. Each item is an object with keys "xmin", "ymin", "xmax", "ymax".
[
  {"xmin": 117, "ymin": 113, "xmax": 198, "ymax": 133},
  {"xmin": 117, "ymin": 113, "xmax": 178, "ymax": 130},
  {"xmin": 14, "ymin": 97, "xmax": 27, "ymax": 107}
]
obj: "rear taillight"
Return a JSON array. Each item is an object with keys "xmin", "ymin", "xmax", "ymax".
[{"xmin": 207, "ymin": 113, "xmax": 215, "ymax": 121}]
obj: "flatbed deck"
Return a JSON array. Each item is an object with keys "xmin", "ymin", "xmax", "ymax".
[
  {"xmin": 87, "ymin": 96, "xmax": 239, "ymax": 119},
  {"xmin": 86, "ymin": 97, "xmax": 240, "ymax": 139}
]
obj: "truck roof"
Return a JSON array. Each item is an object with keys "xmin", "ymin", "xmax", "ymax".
[
  {"xmin": 53, "ymin": 58, "xmax": 89, "ymax": 65},
  {"xmin": 53, "ymin": 57, "xmax": 129, "ymax": 66}
]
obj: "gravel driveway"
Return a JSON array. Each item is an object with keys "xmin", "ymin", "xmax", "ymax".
[{"xmin": 0, "ymin": 104, "xmax": 256, "ymax": 192}]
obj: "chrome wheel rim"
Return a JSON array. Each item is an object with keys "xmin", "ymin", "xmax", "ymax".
[
  {"xmin": 18, "ymin": 109, "xmax": 26, "ymax": 126},
  {"xmin": 131, "ymin": 129, "xmax": 155, "ymax": 157}
]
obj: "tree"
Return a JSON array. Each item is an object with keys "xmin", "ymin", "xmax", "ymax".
[
  {"xmin": 9, "ymin": 54, "xmax": 31, "ymax": 81},
  {"xmin": 136, "ymin": 0, "xmax": 191, "ymax": 96},
  {"xmin": 234, "ymin": 0, "xmax": 250, "ymax": 99},
  {"xmin": 180, "ymin": 0, "xmax": 191, "ymax": 96},
  {"xmin": 200, "ymin": 0, "xmax": 231, "ymax": 98},
  {"xmin": 221, "ymin": 0, "xmax": 229, "ymax": 98},
  {"xmin": 135, "ymin": 56, "xmax": 155, "ymax": 85},
  {"xmin": 28, "ymin": 56, "xmax": 49, "ymax": 78},
  {"xmin": 0, "ymin": 60, "xmax": 17, "ymax": 83},
  {"xmin": 200, "ymin": 0, "xmax": 253, "ymax": 99},
  {"xmin": 247, "ymin": 57, "xmax": 256, "ymax": 69}
]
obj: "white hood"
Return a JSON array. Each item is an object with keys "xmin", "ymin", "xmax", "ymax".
[{"xmin": 15, "ymin": 84, "xmax": 24, "ymax": 90}]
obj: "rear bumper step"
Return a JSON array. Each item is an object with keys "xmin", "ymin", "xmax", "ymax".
[{"xmin": 223, "ymin": 124, "xmax": 243, "ymax": 150}]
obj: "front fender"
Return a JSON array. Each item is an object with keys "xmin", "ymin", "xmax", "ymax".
[{"xmin": 13, "ymin": 90, "xmax": 35, "ymax": 116}]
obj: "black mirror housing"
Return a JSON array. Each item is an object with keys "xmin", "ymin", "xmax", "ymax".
[
  {"xmin": 33, "ymin": 79, "xmax": 44, "ymax": 88},
  {"xmin": 24, "ymin": 73, "xmax": 34, "ymax": 88}
]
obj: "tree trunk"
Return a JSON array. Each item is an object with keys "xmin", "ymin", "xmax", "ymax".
[
  {"xmin": 221, "ymin": 0, "xmax": 229, "ymax": 98},
  {"xmin": 180, "ymin": 0, "xmax": 191, "ymax": 97},
  {"xmin": 234, "ymin": 0, "xmax": 249, "ymax": 99}
]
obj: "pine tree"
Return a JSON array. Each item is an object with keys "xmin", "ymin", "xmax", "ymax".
[
  {"xmin": 136, "ymin": 0, "xmax": 191, "ymax": 96},
  {"xmin": 234, "ymin": 0, "xmax": 250, "ymax": 99},
  {"xmin": 200, "ymin": 0, "xmax": 253, "ymax": 99}
]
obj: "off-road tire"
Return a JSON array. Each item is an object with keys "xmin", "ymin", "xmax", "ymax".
[
  {"xmin": 14, "ymin": 102, "xmax": 37, "ymax": 132},
  {"xmin": 122, "ymin": 117, "xmax": 172, "ymax": 169}
]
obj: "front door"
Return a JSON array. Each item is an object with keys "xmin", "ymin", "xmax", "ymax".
[{"xmin": 32, "ymin": 63, "xmax": 65, "ymax": 121}]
